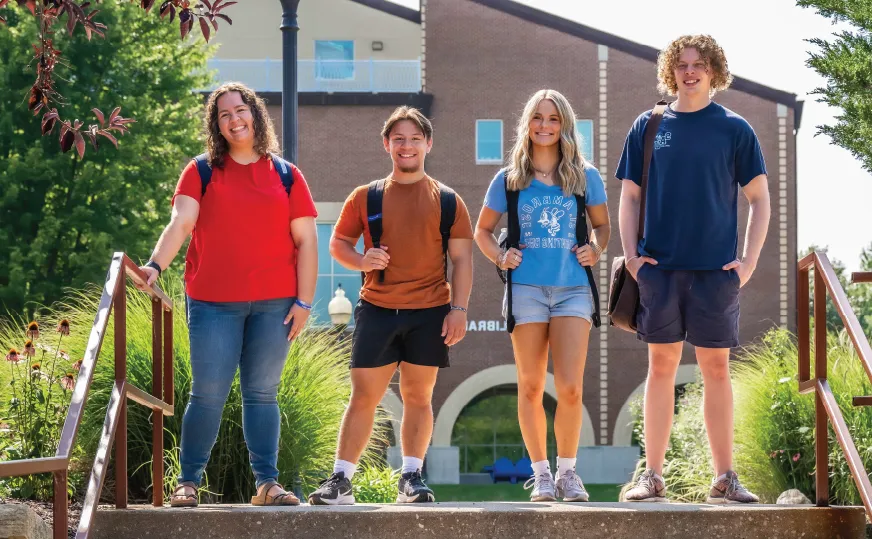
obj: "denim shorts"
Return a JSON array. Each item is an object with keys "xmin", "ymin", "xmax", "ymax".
[{"xmin": 502, "ymin": 284, "xmax": 595, "ymax": 325}]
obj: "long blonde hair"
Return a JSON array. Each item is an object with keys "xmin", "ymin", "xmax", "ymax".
[{"xmin": 506, "ymin": 89, "xmax": 587, "ymax": 197}]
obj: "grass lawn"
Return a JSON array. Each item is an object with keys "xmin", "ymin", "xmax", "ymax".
[{"xmin": 434, "ymin": 483, "xmax": 622, "ymax": 502}]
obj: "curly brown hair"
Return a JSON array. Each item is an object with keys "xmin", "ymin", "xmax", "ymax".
[
  {"xmin": 657, "ymin": 35, "xmax": 733, "ymax": 96},
  {"xmin": 203, "ymin": 82, "xmax": 280, "ymax": 168}
]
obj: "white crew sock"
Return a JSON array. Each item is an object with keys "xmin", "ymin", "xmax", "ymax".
[
  {"xmin": 556, "ymin": 457, "xmax": 577, "ymax": 477},
  {"xmin": 531, "ymin": 460, "xmax": 551, "ymax": 477},
  {"xmin": 402, "ymin": 456, "xmax": 424, "ymax": 474},
  {"xmin": 715, "ymin": 473, "xmax": 728, "ymax": 483},
  {"xmin": 333, "ymin": 459, "xmax": 357, "ymax": 480}
]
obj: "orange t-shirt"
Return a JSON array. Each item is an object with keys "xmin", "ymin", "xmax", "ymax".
[{"xmin": 334, "ymin": 176, "xmax": 473, "ymax": 309}]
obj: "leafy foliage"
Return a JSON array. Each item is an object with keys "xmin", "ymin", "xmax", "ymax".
[
  {"xmin": 798, "ymin": 0, "xmax": 872, "ymax": 173},
  {"xmin": 0, "ymin": 0, "xmax": 234, "ymax": 155}
]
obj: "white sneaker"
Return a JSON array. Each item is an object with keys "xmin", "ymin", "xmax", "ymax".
[
  {"xmin": 556, "ymin": 470, "xmax": 589, "ymax": 502},
  {"xmin": 523, "ymin": 473, "xmax": 557, "ymax": 502}
]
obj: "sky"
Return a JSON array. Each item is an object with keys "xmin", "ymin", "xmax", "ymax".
[{"xmin": 394, "ymin": 0, "xmax": 872, "ymax": 272}]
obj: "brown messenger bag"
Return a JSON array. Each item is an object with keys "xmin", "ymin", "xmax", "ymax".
[{"xmin": 607, "ymin": 101, "xmax": 668, "ymax": 332}]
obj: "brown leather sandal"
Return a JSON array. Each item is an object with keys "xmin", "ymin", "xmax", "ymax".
[
  {"xmin": 251, "ymin": 481, "xmax": 300, "ymax": 506},
  {"xmin": 170, "ymin": 481, "xmax": 199, "ymax": 508}
]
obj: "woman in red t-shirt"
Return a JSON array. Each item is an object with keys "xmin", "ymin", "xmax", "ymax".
[{"xmin": 138, "ymin": 83, "xmax": 318, "ymax": 507}]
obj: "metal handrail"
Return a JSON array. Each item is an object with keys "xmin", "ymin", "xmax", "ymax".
[
  {"xmin": 0, "ymin": 252, "xmax": 174, "ymax": 539},
  {"xmin": 797, "ymin": 251, "xmax": 872, "ymax": 515}
]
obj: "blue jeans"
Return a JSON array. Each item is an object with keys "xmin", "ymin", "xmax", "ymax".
[{"xmin": 179, "ymin": 296, "xmax": 294, "ymax": 488}]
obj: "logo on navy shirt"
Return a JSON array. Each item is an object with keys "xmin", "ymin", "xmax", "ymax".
[{"xmin": 654, "ymin": 131, "xmax": 672, "ymax": 150}]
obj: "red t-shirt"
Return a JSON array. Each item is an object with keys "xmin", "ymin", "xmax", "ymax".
[{"xmin": 172, "ymin": 155, "xmax": 318, "ymax": 302}]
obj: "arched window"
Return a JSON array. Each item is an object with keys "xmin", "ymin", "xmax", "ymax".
[{"xmin": 450, "ymin": 384, "xmax": 558, "ymax": 474}]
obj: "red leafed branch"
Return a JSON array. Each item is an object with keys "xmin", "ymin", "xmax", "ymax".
[{"xmin": 0, "ymin": 0, "xmax": 233, "ymax": 157}]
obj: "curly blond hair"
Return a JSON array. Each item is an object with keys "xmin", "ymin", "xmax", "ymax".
[
  {"xmin": 657, "ymin": 35, "xmax": 732, "ymax": 96},
  {"xmin": 203, "ymin": 82, "xmax": 280, "ymax": 169}
]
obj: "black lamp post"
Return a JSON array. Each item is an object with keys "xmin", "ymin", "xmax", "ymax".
[{"xmin": 279, "ymin": 0, "xmax": 300, "ymax": 163}]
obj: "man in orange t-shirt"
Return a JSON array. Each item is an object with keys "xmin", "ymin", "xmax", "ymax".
[{"xmin": 308, "ymin": 107, "xmax": 473, "ymax": 505}]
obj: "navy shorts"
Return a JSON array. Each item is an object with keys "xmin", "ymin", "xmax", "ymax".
[
  {"xmin": 350, "ymin": 300, "xmax": 451, "ymax": 369},
  {"xmin": 635, "ymin": 265, "xmax": 740, "ymax": 348}
]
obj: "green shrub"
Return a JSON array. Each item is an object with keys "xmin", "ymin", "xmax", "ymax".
[
  {"xmin": 3, "ymin": 271, "xmax": 388, "ymax": 502},
  {"xmin": 352, "ymin": 464, "xmax": 401, "ymax": 503},
  {"xmin": 626, "ymin": 327, "xmax": 872, "ymax": 505}
]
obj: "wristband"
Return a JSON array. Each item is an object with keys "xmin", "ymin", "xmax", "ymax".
[
  {"xmin": 450, "ymin": 305, "xmax": 467, "ymax": 313},
  {"xmin": 146, "ymin": 260, "xmax": 163, "ymax": 276},
  {"xmin": 294, "ymin": 299, "xmax": 313, "ymax": 311}
]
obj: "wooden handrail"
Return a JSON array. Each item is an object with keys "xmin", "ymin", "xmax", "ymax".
[
  {"xmin": 0, "ymin": 253, "xmax": 174, "ymax": 539},
  {"xmin": 798, "ymin": 251, "xmax": 872, "ymax": 517},
  {"xmin": 853, "ymin": 272, "xmax": 872, "ymax": 284}
]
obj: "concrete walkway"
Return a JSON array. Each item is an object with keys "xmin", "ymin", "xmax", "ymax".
[{"xmin": 90, "ymin": 502, "xmax": 866, "ymax": 539}]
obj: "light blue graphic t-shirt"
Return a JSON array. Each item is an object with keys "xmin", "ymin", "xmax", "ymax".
[{"xmin": 483, "ymin": 164, "xmax": 607, "ymax": 288}]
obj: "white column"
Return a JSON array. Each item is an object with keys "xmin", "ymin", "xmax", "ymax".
[{"xmin": 597, "ymin": 44, "xmax": 610, "ymax": 446}]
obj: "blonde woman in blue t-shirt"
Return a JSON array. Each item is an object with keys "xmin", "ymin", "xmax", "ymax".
[{"xmin": 474, "ymin": 89, "xmax": 610, "ymax": 502}]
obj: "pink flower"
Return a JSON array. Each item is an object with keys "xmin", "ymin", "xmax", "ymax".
[
  {"xmin": 57, "ymin": 350, "xmax": 70, "ymax": 361},
  {"xmin": 25, "ymin": 321, "xmax": 39, "ymax": 340},
  {"xmin": 56, "ymin": 319, "xmax": 70, "ymax": 336},
  {"xmin": 72, "ymin": 359, "xmax": 83, "ymax": 372},
  {"xmin": 793, "ymin": 453, "xmax": 801, "ymax": 462},
  {"xmin": 769, "ymin": 451, "xmax": 777, "ymax": 459},
  {"xmin": 60, "ymin": 373, "xmax": 75, "ymax": 391},
  {"xmin": 22, "ymin": 340, "xmax": 36, "ymax": 357},
  {"xmin": 5, "ymin": 348, "xmax": 20, "ymax": 364}
]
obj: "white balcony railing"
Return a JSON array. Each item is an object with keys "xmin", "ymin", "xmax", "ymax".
[{"xmin": 204, "ymin": 59, "xmax": 422, "ymax": 93}]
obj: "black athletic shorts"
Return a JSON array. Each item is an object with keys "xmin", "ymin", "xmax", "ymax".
[{"xmin": 350, "ymin": 300, "xmax": 451, "ymax": 369}]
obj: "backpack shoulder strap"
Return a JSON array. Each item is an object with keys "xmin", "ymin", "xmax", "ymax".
[
  {"xmin": 505, "ymin": 170, "xmax": 521, "ymax": 248},
  {"xmin": 364, "ymin": 179, "xmax": 387, "ymax": 284},
  {"xmin": 574, "ymin": 190, "xmax": 601, "ymax": 328},
  {"xmin": 193, "ymin": 153, "xmax": 212, "ymax": 197},
  {"xmin": 438, "ymin": 183, "xmax": 457, "ymax": 279},
  {"xmin": 270, "ymin": 154, "xmax": 295, "ymax": 195}
]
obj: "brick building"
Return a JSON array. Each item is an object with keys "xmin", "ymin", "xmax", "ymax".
[{"xmin": 208, "ymin": 0, "xmax": 800, "ymax": 483}]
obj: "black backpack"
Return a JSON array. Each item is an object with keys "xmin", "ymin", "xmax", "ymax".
[
  {"xmin": 498, "ymin": 170, "xmax": 601, "ymax": 333},
  {"xmin": 192, "ymin": 153, "xmax": 295, "ymax": 196},
  {"xmin": 363, "ymin": 178, "xmax": 457, "ymax": 284}
]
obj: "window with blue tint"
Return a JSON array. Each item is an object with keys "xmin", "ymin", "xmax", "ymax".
[
  {"xmin": 576, "ymin": 119, "xmax": 594, "ymax": 162},
  {"xmin": 312, "ymin": 223, "xmax": 364, "ymax": 327},
  {"xmin": 314, "ymin": 40, "xmax": 354, "ymax": 80},
  {"xmin": 476, "ymin": 120, "xmax": 503, "ymax": 164}
]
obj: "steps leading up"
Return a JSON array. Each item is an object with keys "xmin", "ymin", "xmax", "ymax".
[{"xmin": 91, "ymin": 502, "xmax": 866, "ymax": 539}]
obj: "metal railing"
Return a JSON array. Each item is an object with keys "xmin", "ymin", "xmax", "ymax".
[
  {"xmin": 204, "ymin": 58, "xmax": 422, "ymax": 93},
  {"xmin": 0, "ymin": 252, "xmax": 174, "ymax": 539},
  {"xmin": 797, "ymin": 251, "xmax": 872, "ymax": 514}
]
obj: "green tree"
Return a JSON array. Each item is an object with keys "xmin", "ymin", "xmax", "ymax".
[
  {"xmin": 798, "ymin": 0, "xmax": 872, "ymax": 173},
  {"xmin": 0, "ymin": 2, "xmax": 212, "ymax": 316}
]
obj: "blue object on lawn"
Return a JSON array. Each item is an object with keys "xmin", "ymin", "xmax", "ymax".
[
  {"xmin": 514, "ymin": 457, "xmax": 533, "ymax": 480},
  {"xmin": 491, "ymin": 457, "xmax": 516, "ymax": 483}
]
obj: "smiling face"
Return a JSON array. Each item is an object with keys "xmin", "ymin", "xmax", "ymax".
[
  {"xmin": 528, "ymin": 99, "xmax": 561, "ymax": 149},
  {"xmin": 674, "ymin": 47, "xmax": 712, "ymax": 98},
  {"xmin": 216, "ymin": 91, "xmax": 255, "ymax": 150},
  {"xmin": 383, "ymin": 119, "xmax": 432, "ymax": 174}
]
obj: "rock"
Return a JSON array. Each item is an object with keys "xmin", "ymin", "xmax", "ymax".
[
  {"xmin": 777, "ymin": 489, "xmax": 812, "ymax": 505},
  {"xmin": 0, "ymin": 504, "xmax": 50, "ymax": 539}
]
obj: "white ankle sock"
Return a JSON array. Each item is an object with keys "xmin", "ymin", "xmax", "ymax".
[
  {"xmin": 556, "ymin": 457, "xmax": 577, "ymax": 477},
  {"xmin": 531, "ymin": 460, "xmax": 551, "ymax": 477},
  {"xmin": 333, "ymin": 459, "xmax": 357, "ymax": 480},
  {"xmin": 402, "ymin": 456, "xmax": 424, "ymax": 474},
  {"xmin": 715, "ymin": 473, "xmax": 728, "ymax": 482}
]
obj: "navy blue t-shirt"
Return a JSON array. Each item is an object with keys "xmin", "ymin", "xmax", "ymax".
[{"xmin": 615, "ymin": 102, "xmax": 766, "ymax": 270}]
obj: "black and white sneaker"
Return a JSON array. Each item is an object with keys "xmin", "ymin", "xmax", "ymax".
[
  {"xmin": 396, "ymin": 470, "xmax": 435, "ymax": 503},
  {"xmin": 308, "ymin": 471, "xmax": 355, "ymax": 505}
]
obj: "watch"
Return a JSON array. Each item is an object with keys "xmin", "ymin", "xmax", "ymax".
[{"xmin": 146, "ymin": 260, "xmax": 163, "ymax": 276}]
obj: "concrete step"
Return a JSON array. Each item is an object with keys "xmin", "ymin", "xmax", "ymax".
[{"xmin": 91, "ymin": 502, "xmax": 866, "ymax": 539}]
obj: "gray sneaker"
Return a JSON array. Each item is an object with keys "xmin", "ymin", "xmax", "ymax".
[
  {"xmin": 706, "ymin": 470, "xmax": 759, "ymax": 504},
  {"xmin": 523, "ymin": 472, "xmax": 557, "ymax": 502},
  {"xmin": 624, "ymin": 468, "xmax": 668, "ymax": 502},
  {"xmin": 556, "ymin": 470, "xmax": 589, "ymax": 502}
]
